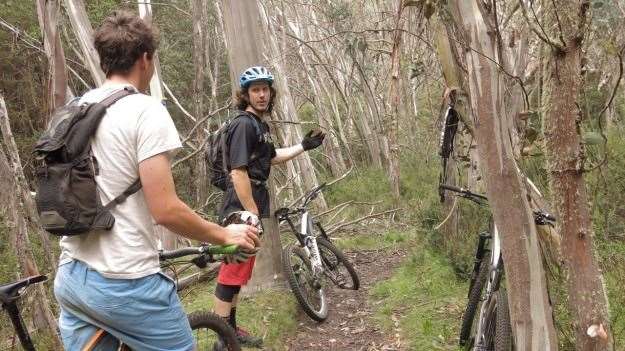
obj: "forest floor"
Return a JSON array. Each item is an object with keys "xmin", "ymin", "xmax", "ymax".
[{"xmin": 284, "ymin": 247, "xmax": 408, "ymax": 351}]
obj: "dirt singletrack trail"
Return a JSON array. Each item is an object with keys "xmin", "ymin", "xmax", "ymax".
[{"xmin": 284, "ymin": 247, "xmax": 407, "ymax": 351}]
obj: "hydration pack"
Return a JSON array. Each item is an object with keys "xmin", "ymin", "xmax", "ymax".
[
  {"xmin": 206, "ymin": 111, "xmax": 262, "ymax": 191},
  {"xmin": 33, "ymin": 88, "xmax": 141, "ymax": 236}
]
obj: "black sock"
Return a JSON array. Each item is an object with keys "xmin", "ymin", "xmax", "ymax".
[{"xmin": 229, "ymin": 307, "xmax": 237, "ymax": 330}]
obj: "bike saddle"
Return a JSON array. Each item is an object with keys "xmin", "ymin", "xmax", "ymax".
[{"xmin": 0, "ymin": 275, "xmax": 47, "ymax": 304}]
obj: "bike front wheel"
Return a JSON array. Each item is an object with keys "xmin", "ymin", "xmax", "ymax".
[
  {"xmin": 188, "ymin": 311, "xmax": 241, "ymax": 351},
  {"xmin": 282, "ymin": 242, "xmax": 328, "ymax": 321},
  {"xmin": 316, "ymin": 237, "xmax": 360, "ymax": 290},
  {"xmin": 459, "ymin": 254, "xmax": 490, "ymax": 347},
  {"xmin": 494, "ymin": 288, "xmax": 512, "ymax": 351}
]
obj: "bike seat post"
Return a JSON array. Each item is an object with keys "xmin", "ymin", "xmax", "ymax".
[{"xmin": 3, "ymin": 301, "xmax": 36, "ymax": 351}]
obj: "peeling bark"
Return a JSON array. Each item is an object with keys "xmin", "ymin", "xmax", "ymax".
[
  {"xmin": 36, "ymin": 0, "xmax": 70, "ymax": 113},
  {"xmin": 543, "ymin": 2, "xmax": 613, "ymax": 349},
  {"xmin": 64, "ymin": 0, "xmax": 105, "ymax": 86},
  {"xmin": 449, "ymin": 1, "xmax": 558, "ymax": 349},
  {"xmin": 0, "ymin": 95, "xmax": 62, "ymax": 348}
]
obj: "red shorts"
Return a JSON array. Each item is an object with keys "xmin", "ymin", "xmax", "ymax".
[{"xmin": 217, "ymin": 256, "xmax": 256, "ymax": 286}]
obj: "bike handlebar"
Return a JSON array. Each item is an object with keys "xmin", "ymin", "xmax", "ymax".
[
  {"xmin": 439, "ymin": 184, "xmax": 488, "ymax": 203},
  {"xmin": 302, "ymin": 182, "xmax": 327, "ymax": 207},
  {"xmin": 439, "ymin": 184, "xmax": 556, "ymax": 224},
  {"xmin": 159, "ymin": 244, "xmax": 239, "ymax": 261},
  {"xmin": 276, "ymin": 183, "xmax": 328, "ymax": 221}
]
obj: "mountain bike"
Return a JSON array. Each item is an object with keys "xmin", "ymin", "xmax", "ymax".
[
  {"xmin": 275, "ymin": 183, "xmax": 360, "ymax": 322},
  {"xmin": 439, "ymin": 184, "xmax": 555, "ymax": 351},
  {"xmin": 0, "ymin": 244, "xmax": 242, "ymax": 351}
]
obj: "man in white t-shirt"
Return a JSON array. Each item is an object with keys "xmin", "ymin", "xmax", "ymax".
[{"xmin": 53, "ymin": 11, "xmax": 259, "ymax": 351}]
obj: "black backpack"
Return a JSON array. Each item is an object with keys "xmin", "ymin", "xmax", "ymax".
[
  {"xmin": 33, "ymin": 87, "xmax": 141, "ymax": 236},
  {"xmin": 206, "ymin": 111, "xmax": 262, "ymax": 191}
]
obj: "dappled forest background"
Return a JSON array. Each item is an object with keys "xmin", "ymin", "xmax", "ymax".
[{"xmin": 1, "ymin": 0, "xmax": 625, "ymax": 349}]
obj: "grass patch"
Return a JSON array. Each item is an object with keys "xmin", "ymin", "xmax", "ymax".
[
  {"xmin": 371, "ymin": 237, "xmax": 466, "ymax": 350},
  {"xmin": 182, "ymin": 281, "xmax": 298, "ymax": 349},
  {"xmin": 333, "ymin": 229, "xmax": 414, "ymax": 251}
]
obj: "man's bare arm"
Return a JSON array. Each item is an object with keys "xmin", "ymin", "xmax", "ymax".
[
  {"xmin": 271, "ymin": 144, "xmax": 304, "ymax": 165},
  {"xmin": 230, "ymin": 167, "xmax": 260, "ymax": 215},
  {"xmin": 139, "ymin": 153, "xmax": 259, "ymax": 250}
]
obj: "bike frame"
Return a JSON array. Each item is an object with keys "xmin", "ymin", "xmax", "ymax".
[
  {"xmin": 281, "ymin": 209, "xmax": 325, "ymax": 278},
  {"xmin": 2, "ymin": 300, "xmax": 36, "ymax": 351}
]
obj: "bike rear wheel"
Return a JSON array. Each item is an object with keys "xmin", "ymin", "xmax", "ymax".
[
  {"xmin": 282, "ymin": 242, "xmax": 328, "ymax": 321},
  {"xmin": 459, "ymin": 253, "xmax": 490, "ymax": 347},
  {"xmin": 316, "ymin": 237, "xmax": 360, "ymax": 290},
  {"xmin": 188, "ymin": 311, "xmax": 241, "ymax": 351}
]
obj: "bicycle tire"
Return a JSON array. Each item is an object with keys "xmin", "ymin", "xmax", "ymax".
[
  {"xmin": 282, "ymin": 242, "xmax": 328, "ymax": 322},
  {"xmin": 316, "ymin": 237, "xmax": 360, "ymax": 290},
  {"xmin": 188, "ymin": 310, "xmax": 241, "ymax": 351},
  {"xmin": 459, "ymin": 253, "xmax": 490, "ymax": 347},
  {"xmin": 494, "ymin": 289, "xmax": 512, "ymax": 351}
]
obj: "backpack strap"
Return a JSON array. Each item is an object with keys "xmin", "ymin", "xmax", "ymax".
[
  {"xmin": 235, "ymin": 111, "xmax": 263, "ymax": 163},
  {"xmin": 98, "ymin": 87, "xmax": 142, "ymax": 210},
  {"xmin": 103, "ymin": 179, "xmax": 142, "ymax": 210},
  {"xmin": 99, "ymin": 86, "xmax": 136, "ymax": 108},
  {"xmin": 221, "ymin": 111, "xmax": 266, "ymax": 187}
]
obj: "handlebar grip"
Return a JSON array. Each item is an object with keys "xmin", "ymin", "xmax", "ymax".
[
  {"xmin": 208, "ymin": 244, "xmax": 239, "ymax": 255},
  {"xmin": 159, "ymin": 247, "xmax": 202, "ymax": 260}
]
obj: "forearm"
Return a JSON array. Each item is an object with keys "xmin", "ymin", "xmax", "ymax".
[
  {"xmin": 156, "ymin": 199, "xmax": 229, "ymax": 244},
  {"xmin": 271, "ymin": 144, "xmax": 305, "ymax": 164},
  {"xmin": 231, "ymin": 168, "xmax": 260, "ymax": 215}
]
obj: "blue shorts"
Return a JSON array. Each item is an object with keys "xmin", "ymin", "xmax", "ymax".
[{"xmin": 54, "ymin": 260, "xmax": 194, "ymax": 351}]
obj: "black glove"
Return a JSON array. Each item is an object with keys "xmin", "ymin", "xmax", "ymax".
[{"xmin": 301, "ymin": 129, "xmax": 326, "ymax": 151}]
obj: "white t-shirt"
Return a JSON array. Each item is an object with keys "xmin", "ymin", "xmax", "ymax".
[{"xmin": 59, "ymin": 83, "xmax": 182, "ymax": 279}]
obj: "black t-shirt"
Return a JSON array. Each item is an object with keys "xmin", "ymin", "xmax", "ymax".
[{"xmin": 219, "ymin": 112, "xmax": 276, "ymax": 219}]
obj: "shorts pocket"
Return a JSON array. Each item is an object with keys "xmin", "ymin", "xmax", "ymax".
[{"xmin": 85, "ymin": 270, "xmax": 136, "ymax": 309}]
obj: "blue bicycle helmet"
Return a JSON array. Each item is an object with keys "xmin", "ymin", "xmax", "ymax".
[{"xmin": 239, "ymin": 66, "xmax": 274, "ymax": 89}]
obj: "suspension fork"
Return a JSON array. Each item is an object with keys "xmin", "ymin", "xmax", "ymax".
[
  {"xmin": 468, "ymin": 232, "xmax": 491, "ymax": 295},
  {"xmin": 3, "ymin": 302, "xmax": 36, "ymax": 351}
]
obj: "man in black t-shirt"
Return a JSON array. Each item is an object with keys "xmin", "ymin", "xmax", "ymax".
[{"xmin": 213, "ymin": 66, "xmax": 325, "ymax": 349}]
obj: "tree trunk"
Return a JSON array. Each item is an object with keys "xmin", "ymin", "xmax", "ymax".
[
  {"xmin": 448, "ymin": 1, "xmax": 558, "ymax": 349},
  {"xmin": 259, "ymin": 2, "xmax": 326, "ymax": 208},
  {"xmin": 0, "ymin": 96, "xmax": 62, "ymax": 348},
  {"xmin": 386, "ymin": 0, "xmax": 404, "ymax": 204},
  {"xmin": 137, "ymin": 0, "xmax": 165, "ymax": 100},
  {"xmin": 219, "ymin": 0, "xmax": 284, "ymax": 293},
  {"xmin": 36, "ymin": 0, "xmax": 70, "ymax": 113},
  {"xmin": 543, "ymin": 1, "xmax": 613, "ymax": 349},
  {"xmin": 137, "ymin": 0, "xmax": 183, "ymax": 250},
  {"xmin": 191, "ymin": 0, "xmax": 208, "ymax": 208},
  {"xmin": 63, "ymin": 0, "xmax": 105, "ymax": 86},
  {"xmin": 287, "ymin": 11, "xmax": 347, "ymax": 177}
]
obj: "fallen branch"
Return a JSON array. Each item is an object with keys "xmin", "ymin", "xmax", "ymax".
[
  {"xmin": 433, "ymin": 196, "xmax": 458, "ymax": 231},
  {"xmin": 286, "ymin": 166, "xmax": 353, "ymax": 208},
  {"xmin": 326, "ymin": 208, "xmax": 401, "ymax": 235}
]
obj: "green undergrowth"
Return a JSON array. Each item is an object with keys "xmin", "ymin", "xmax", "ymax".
[
  {"xmin": 182, "ymin": 281, "xmax": 298, "ymax": 350},
  {"xmin": 369, "ymin": 234, "xmax": 465, "ymax": 350},
  {"xmin": 333, "ymin": 228, "xmax": 413, "ymax": 251}
]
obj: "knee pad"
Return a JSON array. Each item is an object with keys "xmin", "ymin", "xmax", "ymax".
[{"xmin": 215, "ymin": 283, "xmax": 241, "ymax": 302}]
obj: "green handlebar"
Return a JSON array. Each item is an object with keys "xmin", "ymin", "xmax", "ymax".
[{"xmin": 208, "ymin": 244, "xmax": 239, "ymax": 255}]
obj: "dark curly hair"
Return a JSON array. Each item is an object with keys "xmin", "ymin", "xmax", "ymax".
[
  {"xmin": 235, "ymin": 86, "xmax": 277, "ymax": 113},
  {"xmin": 94, "ymin": 10, "xmax": 158, "ymax": 77}
]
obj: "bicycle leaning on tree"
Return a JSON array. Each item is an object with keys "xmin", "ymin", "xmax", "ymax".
[{"xmin": 439, "ymin": 183, "xmax": 555, "ymax": 351}]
